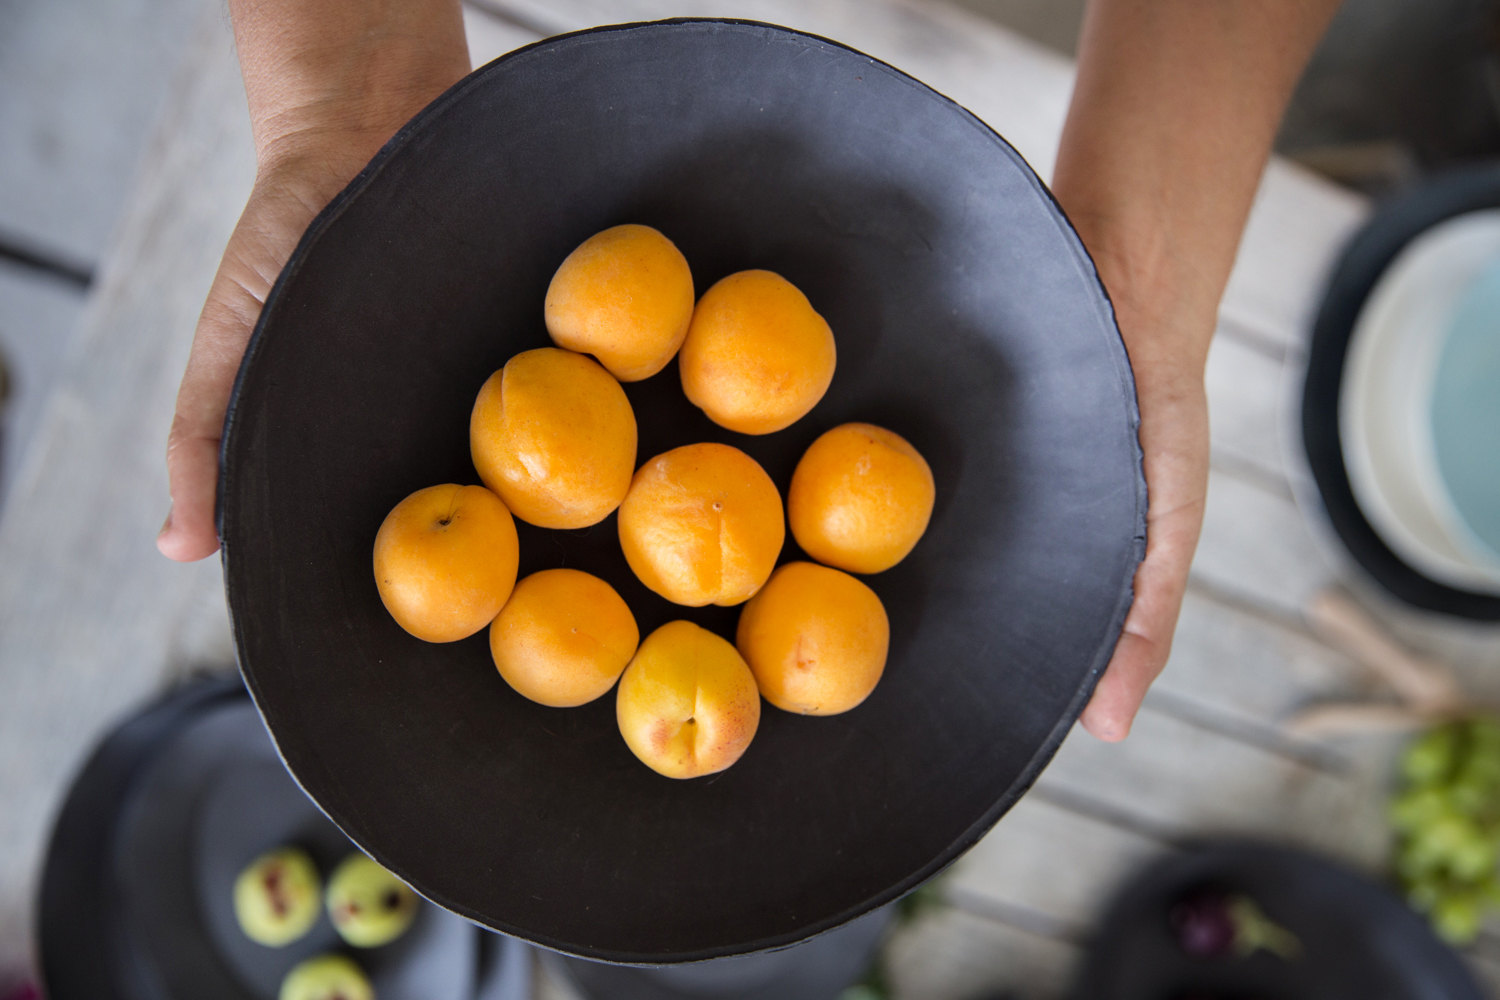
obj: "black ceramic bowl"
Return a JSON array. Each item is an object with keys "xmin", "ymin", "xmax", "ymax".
[
  {"xmin": 219, "ymin": 19, "xmax": 1145, "ymax": 964},
  {"xmin": 1072, "ymin": 841, "xmax": 1484, "ymax": 999}
]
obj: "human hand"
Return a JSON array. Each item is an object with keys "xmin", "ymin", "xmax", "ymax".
[
  {"xmin": 1048, "ymin": 0, "xmax": 1340, "ymax": 739},
  {"xmin": 157, "ymin": 151, "xmax": 378, "ymax": 560},
  {"xmin": 156, "ymin": 0, "xmax": 469, "ymax": 561},
  {"xmin": 1076, "ymin": 252, "xmax": 1211, "ymax": 741}
]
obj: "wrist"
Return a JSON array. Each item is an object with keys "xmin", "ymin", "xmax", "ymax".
[
  {"xmin": 1059, "ymin": 200, "xmax": 1221, "ymax": 375},
  {"xmin": 231, "ymin": 0, "xmax": 469, "ymax": 176}
]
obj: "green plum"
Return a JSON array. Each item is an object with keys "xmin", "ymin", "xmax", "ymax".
[
  {"xmin": 233, "ymin": 847, "xmax": 321, "ymax": 947},
  {"xmin": 278, "ymin": 954, "xmax": 374, "ymax": 1000},
  {"xmin": 326, "ymin": 853, "xmax": 418, "ymax": 948}
]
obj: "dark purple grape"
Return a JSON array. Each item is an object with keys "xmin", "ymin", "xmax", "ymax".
[{"xmin": 1169, "ymin": 890, "xmax": 1238, "ymax": 957}]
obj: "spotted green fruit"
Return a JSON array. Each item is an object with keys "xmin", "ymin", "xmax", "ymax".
[
  {"xmin": 233, "ymin": 847, "xmax": 322, "ymax": 947},
  {"xmin": 278, "ymin": 954, "xmax": 374, "ymax": 1000},
  {"xmin": 326, "ymin": 853, "xmax": 418, "ymax": 948}
]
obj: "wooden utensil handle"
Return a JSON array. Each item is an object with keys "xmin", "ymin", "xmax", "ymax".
[{"xmin": 1305, "ymin": 589, "xmax": 1462, "ymax": 713}]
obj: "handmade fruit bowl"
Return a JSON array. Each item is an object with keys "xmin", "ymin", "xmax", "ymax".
[{"xmin": 219, "ymin": 18, "xmax": 1145, "ymax": 963}]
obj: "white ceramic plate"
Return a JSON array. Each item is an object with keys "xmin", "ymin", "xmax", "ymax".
[{"xmin": 1340, "ymin": 210, "xmax": 1500, "ymax": 594}]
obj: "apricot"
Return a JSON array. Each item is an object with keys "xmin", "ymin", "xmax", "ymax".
[
  {"xmin": 470, "ymin": 347, "xmax": 637, "ymax": 529},
  {"xmin": 373, "ymin": 484, "xmax": 519, "ymax": 643},
  {"xmin": 679, "ymin": 269, "xmax": 836, "ymax": 434},
  {"xmin": 545, "ymin": 224, "xmax": 695, "ymax": 381},
  {"xmin": 617, "ymin": 442, "xmax": 785, "ymax": 607},
  {"xmin": 736, "ymin": 562, "xmax": 889, "ymax": 716},
  {"xmin": 788, "ymin": 422, "xmax": 935, "ymax": 574},
  {"xmin": 616, "ymin": 620, "xmax": 761, "ymax": 779},
  {"xmin": 489, "ymin": 569, "xmax": 639, "ymax": 707}
]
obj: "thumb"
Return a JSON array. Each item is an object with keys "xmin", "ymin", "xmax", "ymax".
[{"xmin": 158, "ymin": 185, "xmax": 316, "ymax": 561}]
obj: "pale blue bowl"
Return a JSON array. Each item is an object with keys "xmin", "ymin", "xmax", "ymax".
[{"xmin": 1430, "ymin": 257, "xmax": 1500, "ymax": 566}]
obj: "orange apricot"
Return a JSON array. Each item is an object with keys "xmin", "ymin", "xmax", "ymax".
[
  {"xmin": 736, "ymin": 561, "xmax": 889, "ymax": 716},
  {"xmin": 373, "ymin": 484, "xmax": 519, "ymax": 643},
  {"xmin": 617, "ymin": 442, "xmax": 785, "ymax": 607},
  {"xmin": 788, "ymin": 422, "xmax": 935, "ymax": 574},
  {"xmin": 616, "ymin": 620, "xmax": 761, "ymax": 779},
  {"xmin": 678, "ymin": 270, "xmax": 836, "ymax": 434},
  {"xmin": 544, "ymin": 224, "xmax": 695, "ymax": 381},
  {"xmin": 470, "ymin": 347, "xmax": 637, "ymax": 530},
  {"xmin": 488, "ymin": 569, "xmax": 639, "ymax": 708}
]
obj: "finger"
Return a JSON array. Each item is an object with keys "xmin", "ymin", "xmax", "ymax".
[
  {"xmin": 1080, "ymin": 378, "xmax": 1208, "ymax": 741},
  {"xmin": 158, "ymin": 419, "xmax": 223, "ymax": 561},
  {"xmin": 1079, "ymin": 520, "xmax": 1196, "ymax": 740},
  {"xmin": 157, "ymin": 211, "xmax": 288, "ymax": 561}
]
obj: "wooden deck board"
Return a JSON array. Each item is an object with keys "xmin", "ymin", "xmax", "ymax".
[
  {"xmin": 0, "ymin": 262, "xmax": 86, "ymax": 505},
  {"xmin": 0, "ymin": 8, "xmax": 255, "ymax": 968},
  {"xmin": 0, "ymin": 0, "xmax": 205, "ymax": 266}
]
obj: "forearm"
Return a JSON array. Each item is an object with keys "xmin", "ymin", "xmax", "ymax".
[
  {"xmin": 1054, "ymin": 0, "xmax": 1341, "ymax": 366},
  {"xmin": 229, "ymin": 0, "xmax": 470, "ymax": 173}
]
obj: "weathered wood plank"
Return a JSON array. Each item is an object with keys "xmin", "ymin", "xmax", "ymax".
[
  {"xmin": 0, "ymin": 6, "xmax": 541, "ymax": 971},
  {"xmin": 464, "ymin": 3, "xmax": 544, "ymax": 64},
  {"xmin": 1205, "ymin": 328, "xmax": 1296, "ymax": 489},
  {"xmin": 1038, "ymin": 707, "xmax": 1392, "ymax": 867},
  {"xmin": 0, "ymin": 263, "xmax": 86, "ymax": 506},
  {"xmin": 1151, "ymin": 589, "xmax": 1372, "ymax": 743},
  {"xmin": 531, "ymin": 954, "xmax": 583, "ymax": 1000},
  {"xmin": 884, "ymin": 905, "xmax": 1078, "ymax": 1000},
  {"xmin": 950, "ymin": 794, "xmax": 1168, "ymax": 937},
  {"xmin": 0, "ymin": 9, "xmax": 252, "ymax": 969},
  {"xmin": 0, "ymin": 0, "xmax": 205, "ymax": 265},
  {"xmin": 1224, "ymin": 161, "xmax": 1368, "ymax": 351},
  {"xmin": 1193, "ymin": 469, "xmax": 1337, "ymax": 619}
]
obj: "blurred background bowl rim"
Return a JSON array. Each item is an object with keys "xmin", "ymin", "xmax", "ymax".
[
  {"xmin": 1301, "ymin": 160, "xmax": 1500, "ymax": 620},
  {"xmin": 1339, "ymin": 208, "xmax": 1500, "ymax": 592}
]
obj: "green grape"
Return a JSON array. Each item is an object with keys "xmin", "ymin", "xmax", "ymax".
[
  {"xmin": 1468, "ymin": 717, "xmax": 1500, "ymax": 756},
  {"xmin": 1465, "ymin": 740, "xmax": 1500, "ymax": 775},
  {"xmin": 1405, "ymin": 873, "xmax": 1453, "ymax": 912},
  {"xmin": 1403, "ymin": 723, "xmax": 1463, "ymax": 787},
  {"xmin": 1397, "ymin": 840, "xmax": 1446, "ymax": 882},
  {"xmin": 1431, "ymin": 891, "xmax": 1484, "ymax": 944},
  {"xmin": 1448, "ymin": 773, "xmax": 1492, "ymax": 818},
  {"xmin": 1408, "ymin": 813, "xmax": 1486, "ymax": 874},
  {"xmin": 1448, "ymin": 835, "xmax": 1496, "ymax": 883},
  {"xmin": 1389, "ymin": 787, "xmax": 1452, "ymax": 833},
  {"xmin": 1478, "ymin": 875, "xmax": 1500, "ymax": 908}
]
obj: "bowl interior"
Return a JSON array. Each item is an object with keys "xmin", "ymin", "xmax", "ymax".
[{"xmin": 220, "ymin": 19, "xmax": 1144, "ymax": 962}]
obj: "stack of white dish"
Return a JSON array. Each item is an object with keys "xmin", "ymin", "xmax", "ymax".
[{"xmin": 1340, "ymin": 210, "xmax": 1500, "ymax": 595}]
